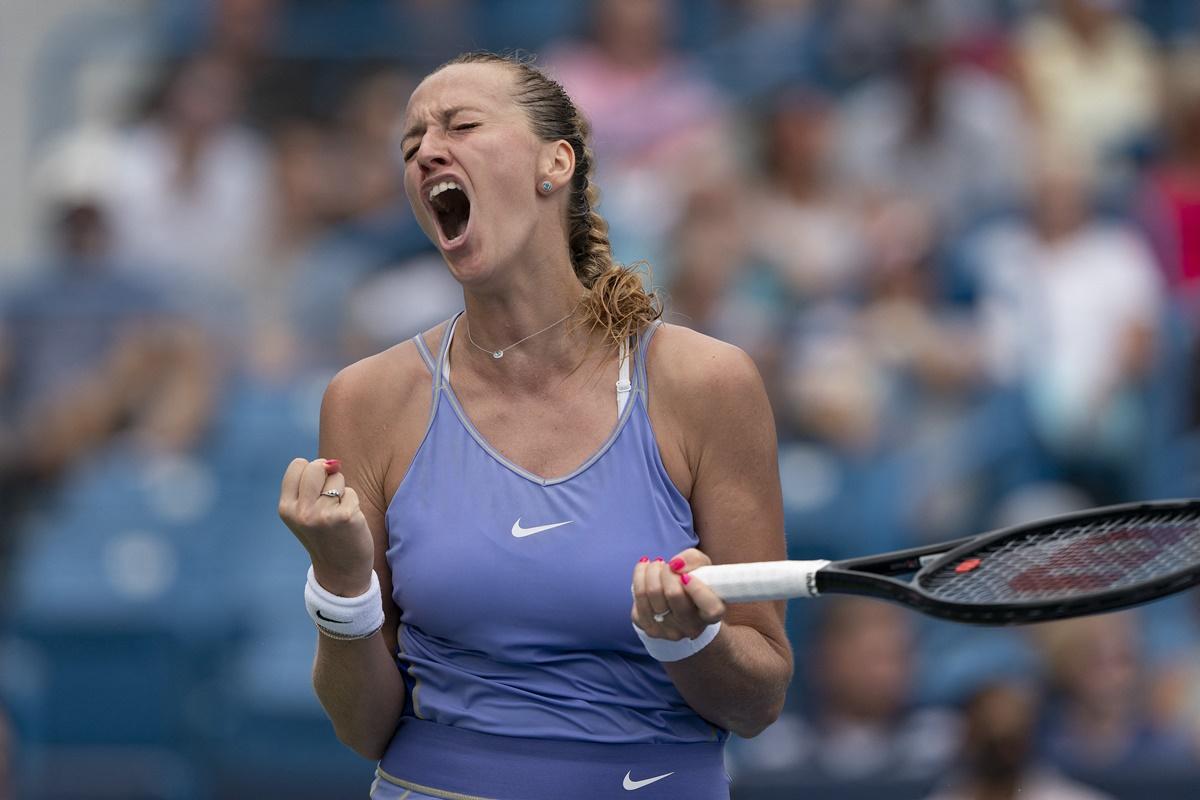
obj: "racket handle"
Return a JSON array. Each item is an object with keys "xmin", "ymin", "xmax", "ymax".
[{"xmin": 689, "ymin": 560, "xmax": 831, "ymax": 603}]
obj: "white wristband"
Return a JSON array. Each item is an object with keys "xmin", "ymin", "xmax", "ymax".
[
  {"xmin": 633, "ymin": 620, "xmax": 722, "ymax": 662},
  {"xmin": 304, "ymin": 566, "xmax": 385, "ymax": 640}
]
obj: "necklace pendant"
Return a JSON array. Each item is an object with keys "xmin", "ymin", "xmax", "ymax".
[{"xmin": 492, "ymin": 350, "xmax": 504, "ymax": 359}]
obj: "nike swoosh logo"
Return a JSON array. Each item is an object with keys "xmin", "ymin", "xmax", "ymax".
[
  {"xmin": 623, "ymin": 771, "xmax": 674, "ymax": 791},
  {"xmin": 315, "ymin": 609, "xmax": 350, "ymax": 625},
  {"xmin": 511, "ymin": 518, "xmax": 573, "ymax": 538}
]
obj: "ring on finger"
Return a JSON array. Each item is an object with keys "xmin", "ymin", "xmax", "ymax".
[
  {"xmin": 652, "ymin": 609, "xmax": 671, "ymax": 623},
  {"xmin": 320, "ymin": 489, "xmax": 343, "ymax": 498}
]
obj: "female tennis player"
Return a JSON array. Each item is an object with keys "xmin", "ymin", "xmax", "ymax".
[{"xmin": 278, "ymin": 51, "xmax": 791, "ymax": 800}]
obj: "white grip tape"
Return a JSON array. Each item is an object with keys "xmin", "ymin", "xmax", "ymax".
[
  {"xmin": 305, "ymin": 566, "xmax": 385, "ymax": 640},
  {"xmin": 689, "ymin": 560, "xmax": 831, "ymax": 602},
  {"xmin": 633, "ymin": 620, "xmax": 722, "ymax": 662}
]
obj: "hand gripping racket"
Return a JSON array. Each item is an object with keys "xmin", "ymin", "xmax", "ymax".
[{"xmin": 690, "ymin": 499, "xmax": 1200, "ymax": 624}]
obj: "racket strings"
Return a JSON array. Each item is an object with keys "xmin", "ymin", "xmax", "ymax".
[{"xmin": 918, "ymin": 510, "xmax": 1200, "ymax": 604}]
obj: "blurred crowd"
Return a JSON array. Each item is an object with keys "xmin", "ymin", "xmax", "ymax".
[{"xmin": 2, "ymin": 0, "xmax": 1200, "ymax": 798}]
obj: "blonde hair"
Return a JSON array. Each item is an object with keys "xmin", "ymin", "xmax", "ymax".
[{"xmin": 439, "ymin": 51, "xmax": 662, "ymax": 349}]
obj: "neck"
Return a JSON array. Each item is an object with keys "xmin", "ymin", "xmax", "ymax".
[{"xmin": 455, "ymin": 268, "xmax": 604, "ymax": 389}]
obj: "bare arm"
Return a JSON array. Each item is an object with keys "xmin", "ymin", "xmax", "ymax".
[
  {"xmin": 632, "ymin": 328, "xmax": 792, "ymax": 737},
  {"xmin": 280, "ymin": 356, "xmax": 413, "ymax": 759}
]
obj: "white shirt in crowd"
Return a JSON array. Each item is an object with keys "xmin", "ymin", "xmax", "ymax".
[
  {"xmin": 107, "ymin": 122, "xmax": 272, "ymax": 290},
  {"xmin": 974, "ymin": 220, "xmax": 1163, "ymax": 449}
]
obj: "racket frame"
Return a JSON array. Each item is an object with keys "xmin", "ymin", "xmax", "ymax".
[{"xmin": 812, "ymin": 499, "xmax": 1200, "ymax": 625}]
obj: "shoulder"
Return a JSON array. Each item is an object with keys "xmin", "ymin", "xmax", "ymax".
[
  {"xmin": 323, "ymin": 339, "xmax": 428, "ymax": 417},
  {"xmin": 645, "ymin": 323, "xmax": 775, "ymax": 460},
  {"xmin": 320, "ymin": 328, "xmax": 441, "ymax": 453},
  {"xmin": 647, "ymin": 323, "xmax": 767, "ymax": 411}
]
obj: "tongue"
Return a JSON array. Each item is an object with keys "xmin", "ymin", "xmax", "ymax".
[{"xmin": 436, "ymin": 189, "xmax": 470, "ymax": 241}]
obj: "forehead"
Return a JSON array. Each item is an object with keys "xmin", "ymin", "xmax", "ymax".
[{"xmin": 403, "ymin": 63, "xmax": 520, "ymax": 126}]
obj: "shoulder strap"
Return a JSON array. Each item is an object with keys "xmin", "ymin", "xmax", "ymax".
[
  {"xmin": 412, "ymin": 332, "xmax": 437, "ymax": 374},
  {"xmin": 633, "ymin": 320, "xmax": 663, "ymax": 400},
  {"xmin": 411, "ymin": 312, "xmax": 462, "ymax": 407}
]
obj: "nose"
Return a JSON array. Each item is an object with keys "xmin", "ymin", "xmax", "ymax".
[{"xmin": 415, "ymin": 131, "xmax": 451, "ymax": 175}]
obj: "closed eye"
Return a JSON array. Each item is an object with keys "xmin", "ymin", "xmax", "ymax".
[{"xmin": 401, "ymin": 123, "xmax": 479, "ymax": 162}]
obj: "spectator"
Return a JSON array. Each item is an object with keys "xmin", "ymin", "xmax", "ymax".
[
  {"xmin": 1139, "ymin": 590, "xmax": 1200, "ymax": 758},
  {"xmin": 331, "ymin": 69, "xmax": 410, "ymax": 222},
  {"xmin": 972, "ymin": 148, "xmax": 1163, "ymax": 499},
  {"xmin": 856, "ymin": 196, "xmax": 994, "ymax": 537},
  {"xmin": 772, "ymin": 194, "xmax": 984, "ymax": 546},
  {"xmin": 735, "ymin": 597, "xmax": 958, "ymax": 781},
  {"xmin": 2, "ymin": 131, "xmax": 219, "ymax": 488},
  {"xmin": 1015, "ymin": 0, "xmax": 1159, "ymax": 180},
  {"xmin": 246, "ymin": 66, "xmax": 423, "ymax": 373},
  {"xmin": 106, "ymin": 52, "xmax": 273, "ymax": 292},
  {"xmin": 545, "ymin": 0, "xmax": 730, "ymax": 264},
  {"xmin": 162, "ymin": 0, "xmax": 281, "ymax": 65},
  {"xmin": 780, "ymin": 305, "xmax": 888, "ymax": 453},
  {"xmin": 857, "ymin": 196, "xmax": 981, "ymax": 412},
  {"xmin": 704, "ymin": 0, "xmax": 822, "ymax": 98},
  {"xmin": 211, "ymin": 0, "xmax": 279, "ymax": 62},
  {"xmin": 265, "ymin": 67, "xmax": 418, "ymax": 257},
  {"xmin": 818, "ymin": 0, "xmax": 1016, "ymax": 88},
  {"xmin": 750, "ymin": 86, "xmax": 869, "ymax": 304},
  {"xmin": 664, "ymin": 179, "xmax": 779, "ymax": 363},
  {"xmin": 837, "ymin": 12, "xmax": 1028, "ymax": 236},
  {"xmin": 545, "ymin": 0, "xmax": 726, "ymax": 168},
  {"xmin": 1033, "ymin": 612, "xmax": 1193, "ymax": 773},
  {"xmin": 924, "ymin": 681, "xmax": 1114, "ymax": 800},
  {"xmin": 1136, "ymin": 43, "xmax": 1200, "ymax": 315},
  {"xmin": 324, "ymin": 67, "xmax": 424, "ymax": 257},
  {"xmin": 270, "ymin": 120, "xmax": 341, "ymax": 262}
]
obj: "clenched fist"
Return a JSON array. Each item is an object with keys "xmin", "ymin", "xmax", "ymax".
[
  {"xmin": 631, "ymin": 548, "xmax": 726, "ymax": 640},
  {"xmin": 278, "ymin": 457, "xmax": 375, "ymax": 596}
]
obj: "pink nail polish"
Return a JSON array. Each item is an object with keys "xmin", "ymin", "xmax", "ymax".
[
  {"xmin": 638, "ymin": 556, "xmax": 649, "ymax": 563},
  {"xmin": 669, "ymin": 557, "xmax": 685, "ymax": 572},
  {"xmin": 680, "ymin": 573, "xmax": 691, "ymax": 586},
  {"xmin": 654, "ymin": 557, "xmax": 664, "ymax": 563},
  {"xmin": 324, "ymin": 459, "xmax": 341, "ymax": 474}
]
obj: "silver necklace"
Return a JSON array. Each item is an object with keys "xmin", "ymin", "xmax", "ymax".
[{"xmin": 465, "ymin": 310, "xmax": 574, "ymax": 359}]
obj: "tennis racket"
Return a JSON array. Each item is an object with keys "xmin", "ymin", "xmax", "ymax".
[{"xmin": 690, "ymin": 499, "xmax": 1200, "ymax": 624}]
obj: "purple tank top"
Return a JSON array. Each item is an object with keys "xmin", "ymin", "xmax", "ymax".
[{"xmin": 384, "ymin": 312, "xmax": 722, "ymax": 744}]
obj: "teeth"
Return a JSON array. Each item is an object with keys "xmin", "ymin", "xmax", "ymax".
[{"xmin": 428, "ymin": 180, "xmax": 462, "ymax": 202}]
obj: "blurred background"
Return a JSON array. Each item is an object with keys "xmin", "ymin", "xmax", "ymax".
[{"xmin": 0, "ymin": 0, "xmax": 1199, "ymax": 797}]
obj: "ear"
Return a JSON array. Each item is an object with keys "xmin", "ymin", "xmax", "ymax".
[{"xmin": 539, "ymin": 139, "xmax": 576, "ymax": 192}]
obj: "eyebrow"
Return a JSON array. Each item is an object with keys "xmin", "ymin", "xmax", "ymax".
[{"xmin": 401, "ymin": 106, "xmax": 484, "ymax": 144}]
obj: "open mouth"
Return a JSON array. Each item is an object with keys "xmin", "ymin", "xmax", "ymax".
[{"xmin": 428, "ymin": 180, "xmax": 471, "ymax": 243}]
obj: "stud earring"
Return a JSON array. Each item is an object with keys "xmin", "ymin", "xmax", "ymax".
[{"xmin": 541, "ymin": 181, "xmax": 553, "ymax": 193}]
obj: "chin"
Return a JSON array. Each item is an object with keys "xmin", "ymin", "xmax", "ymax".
[{"xmin": 441, "ymin": 245, "xmax": 498, "ymax": 288}]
